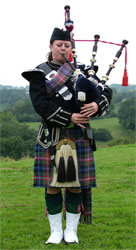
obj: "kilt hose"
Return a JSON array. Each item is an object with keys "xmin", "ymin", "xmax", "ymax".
[{"xmin": 33, "ymin": 125, "xmax": 96, "ymax": 224}]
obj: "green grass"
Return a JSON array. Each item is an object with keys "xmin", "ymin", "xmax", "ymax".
[{"xmin": 1, "ymin": 144, "xmax": 136, "ymax": 249}]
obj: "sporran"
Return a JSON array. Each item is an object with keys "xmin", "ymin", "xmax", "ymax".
[{"xmin": 50, "ymin": 138, "xmax": 80, "ymax": 187}]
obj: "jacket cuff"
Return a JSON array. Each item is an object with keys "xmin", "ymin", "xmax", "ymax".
[
  {"xmin": 95, "ymin": 94, "xmax": 109, "ymax": 116},
  {"xmin": 46, "ymin": 107, "xmax": 72, "ymax": 127}
]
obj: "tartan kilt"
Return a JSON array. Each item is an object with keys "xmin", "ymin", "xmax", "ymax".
[{"xmin": 33, "ymin": 125, "xmax": 96, "ymax": 189}]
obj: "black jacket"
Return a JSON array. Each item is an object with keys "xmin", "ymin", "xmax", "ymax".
[{"xmin": 25, "ymin": 61, "xmax": 112, "ymax": 127}]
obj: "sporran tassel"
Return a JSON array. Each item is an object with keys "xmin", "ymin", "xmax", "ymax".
[
  {"xmin": 57, "ymin": 156, "xmax": 66, "ymax": 182},
  {"xmin": 66, "ymin": 155, "xmax": 76, "ymax": 181}
]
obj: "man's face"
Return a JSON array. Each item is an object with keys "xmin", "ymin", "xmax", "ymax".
[{"xmin": 50, "ymin": 40, "xmax": 72, "ymax": 63}]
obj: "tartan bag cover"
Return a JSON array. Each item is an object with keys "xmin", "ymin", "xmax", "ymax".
[{"xmin": 45, "ymin": 62, "xmax": 73, "ymax": 97}]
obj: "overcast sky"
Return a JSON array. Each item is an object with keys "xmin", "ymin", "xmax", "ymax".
[{"xmin": 0, "ymin": 0, "xmax": 135, "ymax": 87}]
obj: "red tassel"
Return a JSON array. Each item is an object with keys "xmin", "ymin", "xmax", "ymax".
[
  {"xmin": 122, "ymin": 68, "xmax": 128, "ymax": 86},
  {"xmin": 122, "ymin": 46, "xmax": 128, "ymax": 86},
  {"xmin": 69, "ymin": 51, "xmax": 73, "ymax": 62}
]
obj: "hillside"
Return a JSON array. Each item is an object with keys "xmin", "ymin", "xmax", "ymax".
[{"xmin": 91, "ymin": 117, "xmax": 135, "ymax": 147}]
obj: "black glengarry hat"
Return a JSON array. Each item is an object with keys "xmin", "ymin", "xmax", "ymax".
[{"xmin": 50, "ymin": 27, "xmax": 71, "ymax": 44}]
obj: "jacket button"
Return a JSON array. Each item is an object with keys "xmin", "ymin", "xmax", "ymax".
[{"xmin": 56, "ymin": 94, "xmax": 59, "ymax": 97}]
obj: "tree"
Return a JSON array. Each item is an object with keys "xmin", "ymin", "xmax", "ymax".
[
  {"xmin": 1, "ymin": 88, "xmax": 27, "ymax": 107},
  {"xmin": 12, "ymin": 99, "xmax": 40, "ymax": 122},
  {"xmin": 105, "ymin": 88, "xmax": 136, "ymax": 118},
  {"xmin": 117, "ymin": 97, "xmax": 136, "ymax": 131},
  {"xmin": 1, "ymin": 112, "xmax": 19, "ymax": 137},
  {"xmin": 93, "ymin": 128, "xmax": 112, "ymax": 141},
  {"xmin": 1, "ymin": 136, "xmax": 25, "ymax": 160},
  {"xmin": 1, "ymin": 111, "xmax": 36, "ymax": 160}
]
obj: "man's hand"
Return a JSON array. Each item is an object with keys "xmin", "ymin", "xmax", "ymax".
[
  {"xmin": 71, "ymin": 113, "xmax": 90, "ymax": 128},
  {"xmin": 80, "ymin": 102, "xmax": 99, "ymax": 117}
]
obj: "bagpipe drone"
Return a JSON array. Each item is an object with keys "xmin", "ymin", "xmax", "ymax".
[{"xmin": 63, "ymin": 5, "xmax": 128, "ymax": 109}]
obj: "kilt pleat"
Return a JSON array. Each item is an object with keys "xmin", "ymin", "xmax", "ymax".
[{"xmin": 33, "ymin": 125, "xmax": 96, "ymax": 189}]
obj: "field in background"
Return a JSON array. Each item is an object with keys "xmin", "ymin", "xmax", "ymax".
[
  {"xmin": 25, "ymin": 117, "xmax": 135, "ymax": 148},
  {"xmin": 1, "ymin": 144, "xmax": 135, "ymax": 250}
]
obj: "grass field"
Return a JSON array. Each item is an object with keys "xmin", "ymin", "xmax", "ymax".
[{"xmin": 1, "ymin": 144, "xmax": 136, "ymax": 250}]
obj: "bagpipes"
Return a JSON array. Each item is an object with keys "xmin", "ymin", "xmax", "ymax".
[{"xmin": 63, "ymin": 5, "xmax": 128, "ymax": 108}]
